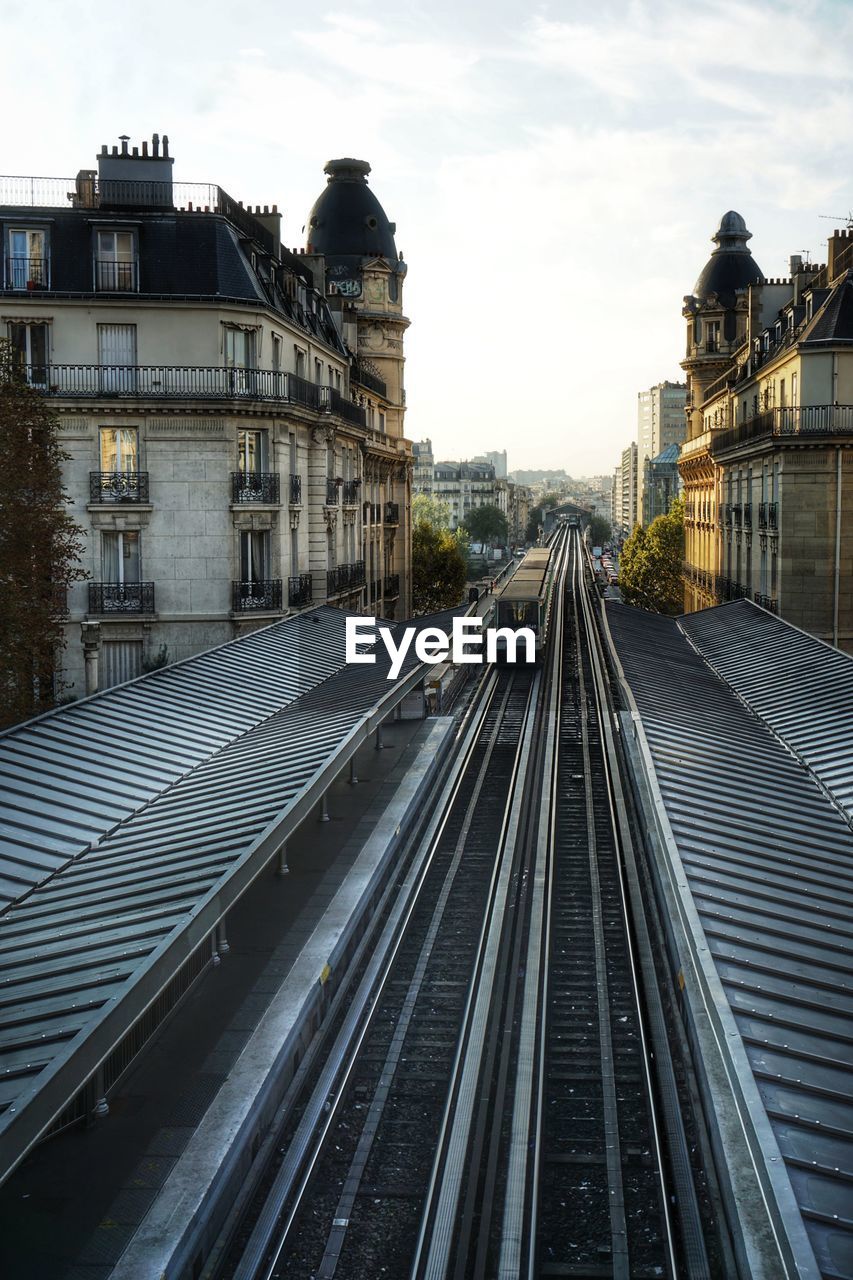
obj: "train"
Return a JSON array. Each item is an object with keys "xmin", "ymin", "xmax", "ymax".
[{"xmin": 489, "ymin": 543, "xmax": 556, "ymax": 664}]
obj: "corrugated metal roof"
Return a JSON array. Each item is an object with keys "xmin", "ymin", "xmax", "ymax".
[
  {"xmin": 605, "ymin": 601, "xmax": 853, "ymax": 1280},
  {"xmin": 680, "ymin": 601, "xmax": 853, "ymax": 823},
  {"xmin": 0, "ymin": 607, "xmax": 454, "ymax": 1181},
  {"xmin": 0, "ymin": 609, "xmax": 350, "ymax": 909}
]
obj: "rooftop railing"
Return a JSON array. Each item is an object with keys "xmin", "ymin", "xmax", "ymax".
[{"xmin": 710, "ymin": 405, "xmax": 853, "ymax": 454}]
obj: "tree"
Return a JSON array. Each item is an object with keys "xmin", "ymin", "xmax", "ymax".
[
  {"xmin": 588, "ymin": 515, "xmax": 612, "ymax": 547},
  {"xmin": 0, "ymin": 342, "xmax": 86, "ymax": 727},
  {"xmin": 462, "ymin": 503, "xmax": 508, "ymax": 545},
  {"xmin": 412, "ymin": 519, "xmax": 467, "ymax": 615},
  {"xmin": 618, "ymin": 498, "xmax": 684, "ymax": 615},
  {"xmin": 412, "ymin": 492, "xmax": 452, "ymax": 530}
]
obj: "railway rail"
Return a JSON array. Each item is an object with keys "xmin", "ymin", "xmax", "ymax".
[{"xmin": 212, "ymin": 527, "xmax": 711, "ymax": 1280}]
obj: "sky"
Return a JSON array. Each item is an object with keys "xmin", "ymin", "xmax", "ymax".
[{"xmin": 2, "ymin": 0, "xmax": 852, "ymax": 475}]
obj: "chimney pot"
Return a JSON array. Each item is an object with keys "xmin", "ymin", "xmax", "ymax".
[
  {"xmin": 100, "ymin": 144, "xmax": 108, "ymax": 156},
  {"xmin": 120, "ymin": 135, "xmax": 129, "ymax": 155},
  {"xmin": 132, "ymin": 146, "xmax": 139, "ymax": 157},
  {"xmin": 142, "ymin": 140, "xmax": 148, "ymax": 156},
  {"xmin": 112, "ymin": 146, "xmax": 118, "ymax": 156},
  {"xmin": 152, "ymin": 132, "xmax": 160, "ymax": 157},
  {"xmin": 162, "ymin": 134, "xmax": 169, "ymax": 157}
]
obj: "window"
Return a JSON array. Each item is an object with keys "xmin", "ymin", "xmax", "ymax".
[
  {"xmin": 779, "ymin": 378, "xmax": 786, "ymax": 408},
  {"xmin": 272, "ymin": 333, "xmax": 282, "ymax": 372},
  {"xmin": 102, "ymin": 530, "xmax": 140, "ymax": 584},
  {"xmin": 706, "ymin": 320, "xmax": 720, "ymax": 353},
  {"xmin": 291, "ymin": 526, "xmax": 299, "ymax": 575},
  {"xmin": 314, "ymin": 358, "xmax": 323, "ymax": 385},
  {"xmin": 791, "ymin": 371, "xmax": 798, "ymax": 408},
  {"xmin": 240, "ymin": 529, "xmax": 269, "ymax": 586},
  {"xmin": 289, "ymin": 431, "xmax": 297, "ymax": 474},
  {"xmin": 224, "ymin": 326, "xmax": 256, "ymax": 369},
  {"xmin": 294, "ymin": 346, "xmax": 306, "ymax": 379},
  {"xmin": 95, "ymin": 230, "xmax": 137, "ymax": 291},
  {"xmin": 8, "ymin": 228, "xmax": 47, "ymax": 289},
  {"xmin": 379, "ymin": 412, "xmax": 385, "ymax": 432},
  {"xmin": 97, "ymin": 323, "xmax": 137, "ymax": 392},
  {"xmin": 8, "ymin": 321, "xmax": 48, "ymax": 385},
  {"xmin": 100, "ymin": 427, "xmax": 139, "ymax": 473},
  {"xmin": 237, "ymin": 428, "xmax": 269, "ymax": 474}
]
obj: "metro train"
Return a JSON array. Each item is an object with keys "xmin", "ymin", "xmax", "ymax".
[{"xmin": 489, "ymin": 543, "xmax": 556, "ymax": 664}]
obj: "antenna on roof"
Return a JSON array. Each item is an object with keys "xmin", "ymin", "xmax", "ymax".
[{"xmin": 819, "ymin": 212, "xmax": 853, "ymax": 230}]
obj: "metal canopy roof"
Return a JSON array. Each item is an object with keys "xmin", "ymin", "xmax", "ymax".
[
  {"xmin": 605, "ymin": 600, "xmax": 853, "ymax": 1280},
  {"xmin": 681, "ymin": 601, "xmax": 853, "ymax": 822},
  {"xmin": 0, "ymin": 606, "xmax": 453, "ymax": 1183}
]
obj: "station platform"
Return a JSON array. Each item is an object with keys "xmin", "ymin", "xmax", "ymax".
[{"xmin": 0, "ymin": 715, "xmax": 455, "ymax": 1280}]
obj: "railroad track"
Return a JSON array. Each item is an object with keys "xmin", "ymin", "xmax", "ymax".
[{"xmin": 216, "ymin": 527, "xmax": 710, "ymax": 1280}]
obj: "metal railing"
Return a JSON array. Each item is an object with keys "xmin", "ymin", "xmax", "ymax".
[
  {"xmin": 342, "ymin": 479, "xmax": 361, "ymax": 505},
  {"xmin": 289, "ymin": 473, "xmax": 302, "ymax": 504},
  {"xmin": 743, "ymin": 502, "xmax": 752, "ymax": 528},
  {"xmin": 326, "ymin": 561, "xmax": 366, "ymax": 595},
  {"xmin": 681, "ymin": 561, "xmax": 714, "ymax": 593},
  {"xmin": 384, "ymin": 501, "xmax": 400, "ymax": 525},
  {"xmin": 326, "ymin": 479, "xmax": 339, "ymax": 505},
  {"xmin": 353, "ymin": 362, "xmax": 388, "ymax": 398},
  {"xmin": 754, "ymin": 593, "xmax": 778, "ymax": 613},
  {"xmin": 710, "ymin": 405, "xmax": 853, "ymax": 454},
  {"xmin": 231, "ymin": 471, "xmax": 280, "ymax": 504},
  {"xmin": 384, "ymin": 573, "xmax": 400, "ymax": 597},
  {"xmin": 232, "ymin": 579, "xmax": 283, "ymax": 612},
  {"xmin": 731, "ymin": 503, "xmax": 742, "ymax": 527},
  {"xmin": 89, "ymin": 582, "xmax": 155, "ymax": 614},
  {"xmin": 89, "ymin": 471, "xmax": 150, "ymax": 503},
  {"xmin": 4, "ymin": 256, "xmax": 49, "ymax": 289},
  {"xmin": 9, "ymin": 363, "xmax": 368, "ymax": 422},
  {"xmin": 94, "ymin": 258, "xmax": 138, "ymax": 292},
  {"xmin": 768, "ymin": 501, "xmax": 778, "ymax": 530},
  {"xmin": 715, "ymin": 576, "xmax": 750, "ymax": 603},
  {"xmin": 288, "ymin": 574, "xmax": 312, "ymax": 607}
]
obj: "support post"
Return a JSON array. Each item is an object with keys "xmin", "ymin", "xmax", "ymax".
[
  {"xmin": 349, "ymin": 757, "xmax": 358, "ymax": 785},
  {"xmin": 211, "ymin": 931, "xmax": 220, "ymax": 968},
  {"xmin": 375, "ymin": 722, "xmax": 385, "ymax": 750},
  {"xmin": 92, "ymin": 1068, "xmax": 109, "ymax": 1119},
  {"xmin": 276, "ymin": 842, "xmax": 289, "ymax": 876},
  {"xmin": 217, "ymin": 918, "xmax": 229, "ymax": 955},
  {"xmin": 319, "ymin": 791, "xmax": 330, "ymax": 822}
]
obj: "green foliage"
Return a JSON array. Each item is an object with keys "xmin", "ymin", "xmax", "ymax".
[
  {"xmin": 412, "ymin": 520, "xmax": 467, "ymax": 615},
  {"xmin": 588, "ymin": 515, "xmax": 612, "ymax": 547},
  {"xmin": 619, "ymin": 498, "xmax": 685, "ymax": 615},
  {"xmin": 461, "ymin": 503, "xmax": 508, "ymax": 545},
  {"xmin": 0, "ymin": 342, "xmax": 87, "ymax": 728},
  {"xmin": 412, "ymin": 493, "xmax": 452, "ymax": 530}
]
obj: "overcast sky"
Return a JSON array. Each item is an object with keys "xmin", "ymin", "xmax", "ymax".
[{"xmin": 3, "ymin": 0, "xmax": 851, "ymax": 475}]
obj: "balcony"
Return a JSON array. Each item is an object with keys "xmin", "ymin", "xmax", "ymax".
[
  {"xmin": 342, "ymin": 479, "xmax": 361, "ymax": 505},
  {"xmin": 288, "ymin": 574, "xmax": 313, "ymax": 607},
  {"xmin": 353, "ymin": 362, "xmax": 388, "ymax": 398},
  {"xmin": 768, "ymin": 501, "xmax": 778, "ymax": 530},
  {"xmin": 758, "ymin": 502, "xmax": 768, "ymax": 529},
  {"xmin": 232, "ymin": 579, "xmax": 283, "ymax": 612},
  {"xmin": 754, "ymin": 593, "xmax": 778, "ymax": 613},
  {"xmin": 384, "ymin": 573, "xmax": 400, "ymax": 598},
  {"xmin": 743, "ymin": 502, "xmax": 752, "ymax": 528},
  {"xmin": 231, "ymin": 471, "xmax": 280, "ymax": 504},
  {"xmin": 8, "ymin": 363, "xmax": 368, "ymax": 423},
  {"xmin": 384, "ymin": 501, "xmax": 400, "ymax": 526},
  {"xmin": 731, "ymin": 503, "xmax": 742, "ymax": 527},
  {"xmin": 94, "ymin": 258, "xmax": 138, "ymax": 292},
  {"xmin": 710, "ymin": 404, "xmax": 853, "ymax": 455},
  {"xmin": 327, "ymin": 561, "xmax": 366, "ymax": 596},
  {"xmin": 715, "ymin": 577, "xmax": 749, "ymax": 603},
  {"xmin": 326, "ymin": 479, "xmax": 339, "ymax": 506},
  {"xmin": 89, "ymin": 471, "xmax": 149, "ymax": 503},
  {"xmin": 289, "ymin": 473, "xmax": 302, "ymax": 505},
  {"xmin": 4, "ymin": 256, "xmax": 49, "ymax": 290},
  {"xmin": 89, "ymin": 582, "xmax": 155, "ymax": 614}
]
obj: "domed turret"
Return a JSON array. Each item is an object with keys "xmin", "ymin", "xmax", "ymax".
[
  {"xmin": 693, "ymin": 210, "xmax": 764, "ymax": 302},
  {"xmin": 306, "ymin": 159, "xmax": 398, "ymax": 263}
]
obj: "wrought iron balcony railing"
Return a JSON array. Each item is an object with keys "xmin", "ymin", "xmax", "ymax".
[
  {"xmin": 326, "ymin": 478, "xmax": 339, "ymax": 505},
  {"xmin": 352, "ymin": 362, "xmax": 388, "ymax": 398},
  {"xmin": 94, "ymin": 258, "xmax": 138, "ymax": 291},
  {"xmin": 768, "ymin": 501, "xmax": 778, "ymax": 530},
  {"xmin": 89, "ymin": 471, "xmax": 150, "ymax": 503},
  {"xmin": 289, "ymin": 473, "xmax": 302, "ymax": 505},
  {"xmin": 731, "ymin": 503, "xmax": 742, "ymax": 526},
  {"xmin": 743, "ymin": 502, "xmax": 752, "ymax": 528},
  {"xmin": 232, "ymin": 579, "xmax": 283, "ymax": 612},
  {"xmin": 342, "ymin": 479, "xmax": 361, "ymax": 505},
  {"xmin": 384, "ymin": 573, "xmax": 400, "ymax": 597},
  {"xmin": 384, "ymin": 501, "xmax": 400, "ymax": 525},
  {"xmin": 231, "ymin": 471, "xmax": 280, "ymax": 504},
  {"xmin": 4, "ymin": 256, "xmax": 49, "ymax": 289},
  {"xmin": 288, "ymin": 573, "xmax": 312, "ymax": 607},
  {"xmin": 754, "ymin": 593, "xmax": 778, "ymax": 613},
  {"xmin": 758, "ymin": 502, "xmax": 768, "ymax": 529},
  {"xmin": 715, "ymin": 576, "xmax": 749, "ymax": 603},
  {"xmin": 10, "ymin": 363, "xmax": 368, "ymax": 423},
  {"xmin": 710, "ymin": 404, "xmax": 853, "ymax": 454},
  {"xmin": 89, "ymin": 582, "xmax": 155, "ymax": 614},
  {"xmin": 327, "ymin": 560, "xmax": 366, "ymax": 596}
]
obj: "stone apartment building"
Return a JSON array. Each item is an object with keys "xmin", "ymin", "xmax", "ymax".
[
  {"xmin": 680, "ymin": 212, "xmax": 853, "ymax": 650},
  {"xmin": 620, "ymin": 442, "xmax": 638, "ymax": 532},
  {"xmin": 1, "ymin": 136, "xmax": 412, "ymax": 694},
  {"xmin": 432, "ymin": 460, "xmax": 496, "ymax": 530}
]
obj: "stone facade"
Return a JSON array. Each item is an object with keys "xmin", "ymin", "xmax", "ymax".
[{"xmin": 1, "ymin": 137, "xmax": 412, "ymax": 695}]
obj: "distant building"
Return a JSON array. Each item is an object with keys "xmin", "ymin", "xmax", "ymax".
[
  {"xmin": 620, "ymin": 442, "xmax": 638, "ymax": 531},
  {"xmin": 433, "ymin": 460, "xmax": 495, "ymax": 530},
  {"xmin": 637, "ymin": 380, "xmax": 686, "ymax": 521},
  {"xmin": 611, "ymin": 465, "xmax": 622, "ymax": 530},
  {"xmin": 680, "ymin": 213, "xmax": 853, "ymax": 651},
  {"xmin": 474, "ymin": 449, "xmax": 507, "ymax": 479},
  {"xmin": 412, "ymin": 438, "xmax": 434, "ymax": 494},
  {"xmin": 642, "ymin": 443, "xmax": 681, "ymax": 524}
]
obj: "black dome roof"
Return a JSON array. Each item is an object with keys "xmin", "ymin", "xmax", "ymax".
[
  {"xmin": 693, "ymin": 210, "xmax": 764, "ymax": 302},
  {"xmin": 306, "ymin": 159, "xmax": 398, "ymax": 262}
]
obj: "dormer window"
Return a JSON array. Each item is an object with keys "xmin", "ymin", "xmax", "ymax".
[
  {"xmin": 95, "ymin": 229, "xmax": 138, "ymax": 292},
  {"xmin": 6, "ymin": 228, "xmax": 48, "ymax": 290}
]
